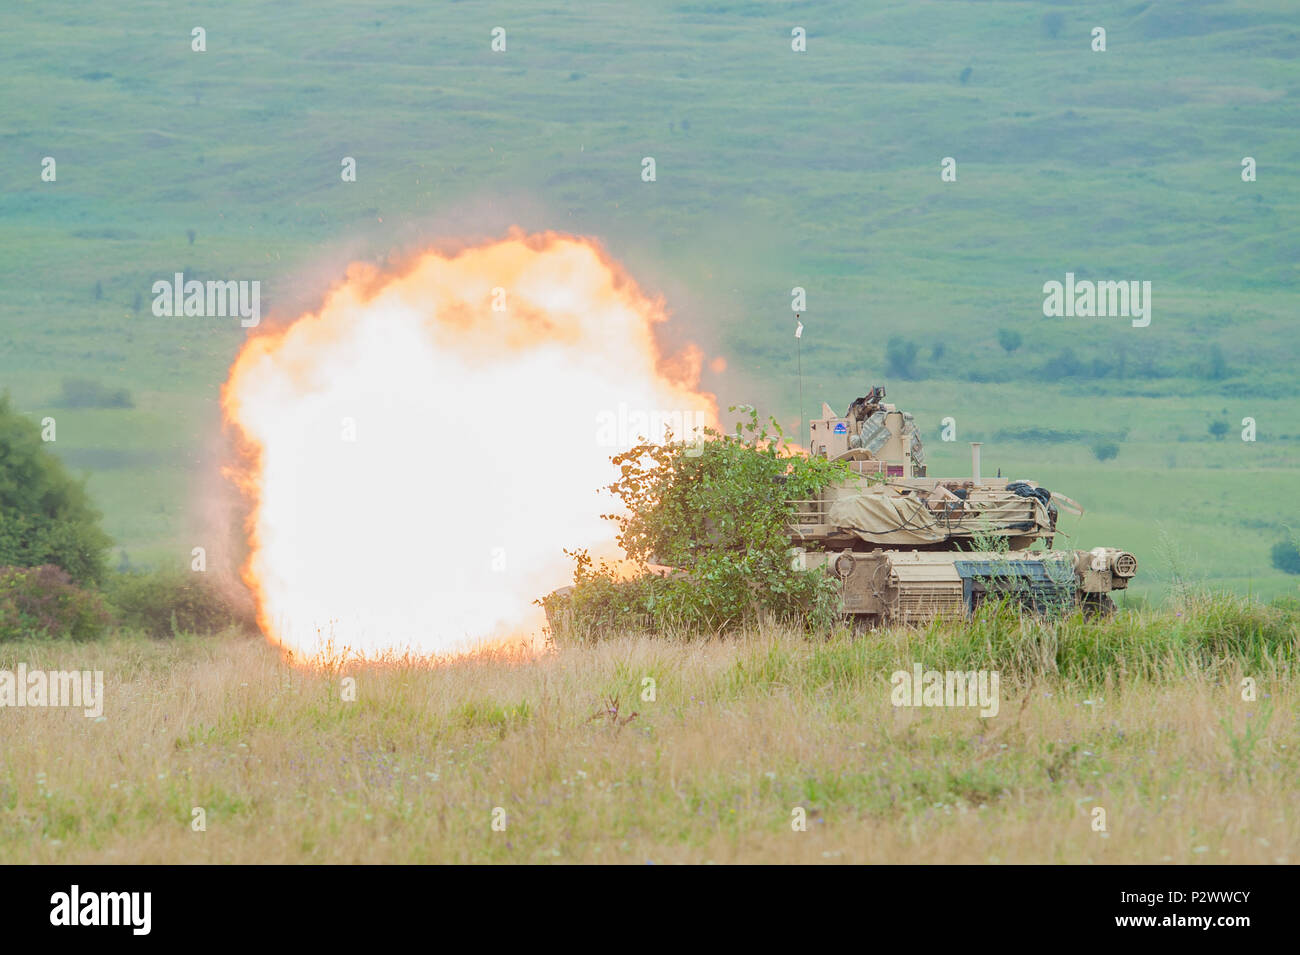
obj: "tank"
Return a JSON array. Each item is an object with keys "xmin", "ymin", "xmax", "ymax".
[
  {"xmin": 543, "ymin": 383, "xmax": 1138, "ymax": 635},
  {"xmin": 792, "ymin": 385, "xmax": 1137, "ymax": 624}
]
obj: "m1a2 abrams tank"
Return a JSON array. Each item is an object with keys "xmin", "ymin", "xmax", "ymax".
[{"xmin": 792, "ymin": 385, "xmax": 1137, "ymax": 626}]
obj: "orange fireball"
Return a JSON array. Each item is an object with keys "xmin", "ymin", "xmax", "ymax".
[{"xmin": 222, "ymin": 231, "xmax": 718, "ymax": 661}]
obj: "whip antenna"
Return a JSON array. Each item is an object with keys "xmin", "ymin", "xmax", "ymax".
[{"xmin": 795, "ymin": 313, "xmax": 804, "ymax": 445}]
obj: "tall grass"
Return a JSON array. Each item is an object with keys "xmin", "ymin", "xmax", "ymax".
[
  {"xmin": 562, "ymin": 592, "xmax": 1299, "ymax": 688},
  {"xmin": 2, "ymin": 595, "xmax": 1296, "ymax": 863}
]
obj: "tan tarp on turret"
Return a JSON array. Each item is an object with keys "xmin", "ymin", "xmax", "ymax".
[{"xmin": 825, "ymin": 485, "xmax": 948, "ymax": 545}]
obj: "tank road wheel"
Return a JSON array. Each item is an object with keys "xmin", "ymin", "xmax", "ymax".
[{"xmin": 1080, "ymin": 593, "xmax": 1116, "ymax": 619}]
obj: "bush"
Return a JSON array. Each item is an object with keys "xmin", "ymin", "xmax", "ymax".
[
  {"xmin": 1271, "ymin": 539, "xmax": 1300, "ymax": 575},
  {"xmin": 885, "ymin": 336, "xmax": 919, "ymax": 379},
  {"xmin": 548, "ymin": 409, "xmax": 847, "ymax": 639},
  {"xmin": 1208, "ymin": 419, "xmax": 1230, "ymax": 440},
  {"xmin": 52, "ymin": 377, "xmax": 134, "ymax": 409},
  {"xmin": 1041, "ymin": 347, "xmax": 1083, "ymax": 379},
  {"xmin": 106, "ymin": 570, "xmax": 256, "ymax": 638},
  {"xmin": 996, "ymin": 328, "xmax": 1022, "ymax": 353},
  {"xmin": 0, "ymin": 565, "xmax": 111, "ymax": 641},
  {"xmin": 0, "ymin": 393, "xmax": 113, "ymax": 584},
  {"xmin": 1091, "ymin": 441, "xmax": 1119, "ymax": 461},
  {"xmin": 541, "ymin": 554, "xmax": 659, "ymax": 642}
]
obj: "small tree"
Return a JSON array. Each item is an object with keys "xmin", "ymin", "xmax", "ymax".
[
  {"xmin": 1271, "ymin": 539, "xmax": 1300, "ymax": 575},
  {"xmin": 1042, "ymin": 12, "xmax": 1065, "ymax": 39},
  {"xmin": 885, "ymin": 336, "xmax": 920, "ymax": 380},
  {"xmin": 997, "ymin": 328, "xmax": 1023, "ymax": 353},
  {"xmin": 0, "ymin": 395, "xmax": 112, "ymax": 584},
  {"xmin": 1208, "ymin": 420, "xmax": 1230, "ymax": 440},
  {"xmin": 1091, "ymin": 441, "xmax": 1119, "ymax": 461}
]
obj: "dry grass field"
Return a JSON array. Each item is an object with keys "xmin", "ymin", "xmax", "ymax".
[{"xmin": 2, "ymin": 598, "xmax": 1297, "ymax": 864}]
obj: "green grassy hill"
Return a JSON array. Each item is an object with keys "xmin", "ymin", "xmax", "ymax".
[{"xmin": 2, "ymin": 0, "xmax": 1297, "ymax": 599}]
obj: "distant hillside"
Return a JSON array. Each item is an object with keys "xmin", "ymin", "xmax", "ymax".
[{"xmin": 1, "ymin": 0, "xmax": 1296, "ymax": 596}]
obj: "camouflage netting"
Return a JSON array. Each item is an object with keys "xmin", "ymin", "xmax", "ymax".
[
  {"xmin": 824, "ymin": 483, "xmax": 1052, "ymax": 545},
  {"xmin": 825, "ymin": 485, "xmax": 947, "ymax": 545}
]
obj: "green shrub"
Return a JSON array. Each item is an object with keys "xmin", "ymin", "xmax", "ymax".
[
  {"xmin": 1041, "ymin": 347, "xmax": 1083, "ymax": 378},
  {"xmin": 1091, "ymin": 441, "xmax": 1119, "ymax": 461},
  {"xmin": 0, "ymin": 564, "xmax": 111, "ymax": 641},
  {"xmin": 549, "ymin": 408, "xmax": 846, "ymax": 640},
  {"xmin": 885, "ymin": 336, "xmax": 919, "ymax": 379},
  {"xmin": 52, "ymin": 377, "xmax": 134, "ymax": 409},
  {"xmin": 106, "ymin": 569, "xmax": 256, "ymax": 638},
  {"xmin": 1271, "ymin": 539, "xmax": 1300, "ymax": 575},
  {"xmin": 0, "ymin": 394, "xmax": 113, "ymax": 584}
]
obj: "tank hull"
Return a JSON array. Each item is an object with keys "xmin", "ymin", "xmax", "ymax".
[{"xmin": 794, "ymin": 546, "xmax": 1135, "ymax": 625}]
